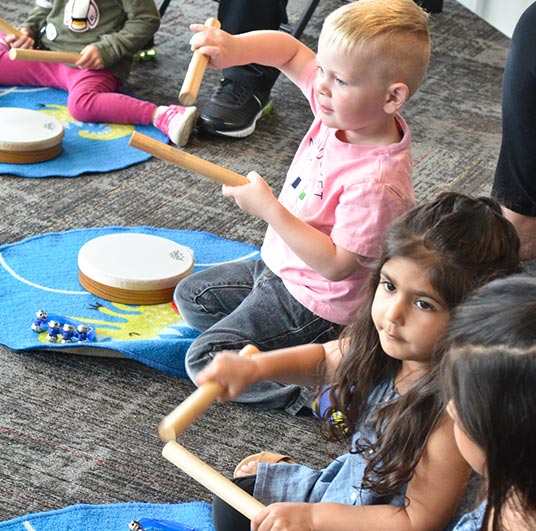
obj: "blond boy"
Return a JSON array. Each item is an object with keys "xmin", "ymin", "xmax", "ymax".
[{"xmin": 175, "ymin": 0, "xmax": 431, "ymax": 414}]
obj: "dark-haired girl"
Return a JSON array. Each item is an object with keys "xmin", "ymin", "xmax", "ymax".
[
  {"xmin": 443, "ymin": 274, "xmax": 536, "ymax": 531},
  {"xmin": 198, "ymin": 192, "xmax": 522, "ymax": 531}
]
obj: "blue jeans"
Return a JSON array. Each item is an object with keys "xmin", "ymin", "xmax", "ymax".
[{"xmin": 174, "ymin": 259, "xmax": 343, "ymax": 415}]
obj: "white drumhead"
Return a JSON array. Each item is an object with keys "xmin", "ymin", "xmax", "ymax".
[
  {"xmin": 0, "ymin": 108, "xmax": 64, "ymax": 151},
  {"xmin": 78, "ymin": 233, "xmax": 195, "ymax": 291}
]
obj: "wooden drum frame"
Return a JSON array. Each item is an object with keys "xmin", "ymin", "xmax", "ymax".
[{"xmin": 0, "ymin": 108, "xmax": 64, "ymax": 164}]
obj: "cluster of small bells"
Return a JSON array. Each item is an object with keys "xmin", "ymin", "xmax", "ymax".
[{"xmin": 31, "ymin": 309, "xmax": 90, "ymax": 343}]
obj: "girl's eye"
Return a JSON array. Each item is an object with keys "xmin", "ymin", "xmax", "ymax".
[
  {"xmin": 335, "ymin": 77, "xmax": 347, "ymax": 86},
  {"xmin": 416, "ymin": 299, "xmax": 434, "ymax": 311},
  {"xmin": 380, "ymin": 280, "xmax": 396, "ymax": 293}
]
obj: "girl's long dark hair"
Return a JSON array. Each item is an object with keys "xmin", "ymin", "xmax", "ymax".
[
  {"xmin": 443, "ymin": 275, "xmax": 536, "ymax": 531},
  {"xmin": 322, "ymin": 192, "xmax": 521, "ymax": 498}
]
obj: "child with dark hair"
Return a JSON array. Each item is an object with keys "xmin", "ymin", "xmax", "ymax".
[
  {"xmin": 197, "ymin": 192, "xmax": 522, "ymax": 531},
  {"xmin": 442, "ymin": 274, "xmax": 536, "ymax": 531}
]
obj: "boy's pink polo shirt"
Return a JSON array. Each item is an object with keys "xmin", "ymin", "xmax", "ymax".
[{"xmin": 261, "ymin": 60, "xmax": 415, "ymax": 325}]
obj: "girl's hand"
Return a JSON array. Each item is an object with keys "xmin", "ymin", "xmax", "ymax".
[
  {"xmin": 188, "ymin": 23, "xmax": 237, "ymax": 70},
  {"xmin": 222, "ymin": 171, "xmax": 278, "ymax": 219},
  {"xmin": 195, "ymin": 351, "xmax": 259, "ymax": 401},
  {"xmin": 5, "ymin": 28, "xmax": 34, "ymax": 49},
  {"xmin": 76, "ymin": 45, "xmax": 103, "ymax": 70},
  {"xmin": 253, "ymin": 502, "xmax": 315, "ymax": 531}
]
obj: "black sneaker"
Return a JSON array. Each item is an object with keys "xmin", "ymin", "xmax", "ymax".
[{"xmin": 198, "ymin": 78, "xmax": 272, "ymax": 138}]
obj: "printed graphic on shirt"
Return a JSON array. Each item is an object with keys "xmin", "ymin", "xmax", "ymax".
[
  {"xmin": 45, "ymin": 22, "xmax": 58, "ymax": 41},
  {"xmin": 63, "ymin": 0, "xmax": 99, "ymax": 32},
  {"xmin": 288, "ymin": 136, "xmax": 325, "ymax": 212}
]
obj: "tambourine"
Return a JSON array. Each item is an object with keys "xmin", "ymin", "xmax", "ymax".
[
  {"xmin": 78, "ymin": 233, "xmax": 194, "ymax": 305},
  {"xmin": 0, "ymin": 108, "xmax": 64, "ymax": 164}
]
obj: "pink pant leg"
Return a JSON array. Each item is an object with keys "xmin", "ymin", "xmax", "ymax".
[
  {"xmin": 65, "ymin": 68, "xmax": 156, "ymax": 125},
  {"xmin": 0, "ymin": 44, "xmax": 68, "ymax": 88},
  {"xmin": 0, "ymin": 39, "xmax": 156, "ymax": 126}
]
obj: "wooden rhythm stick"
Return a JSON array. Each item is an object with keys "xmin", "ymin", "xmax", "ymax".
[
  {"xmin": 129, "ymin": 131, "xmax": 249, "ymax": 187},
  {"xmin": 162, "ymin": 441, "xmax": 265, "ymax": 520},
  {"xmin": 0, "ymin": 17, "xmax": 23, "ymax": 38},
  {"xmin": 159, "ymin": 344, "xmax": 259, "ymax": 441},
  {"xmin": 179, "ymin": 17, "xmax": 221, "ymax": 106},
  {"xmin": 160, "ymin": 344, "xmax": 265, "ymax": 520},
  {"xmin": 9, "ymin": 48, "xmax": 81, "ymax": 65}
]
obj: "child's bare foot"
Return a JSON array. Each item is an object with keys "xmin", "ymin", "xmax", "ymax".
[
  {"xmin": 235, "ymin": 459, "xmax": 260, "ymax": 477},
  {"xmin": 233, "ymin": 451, "xmax": 297, "ymax": 478}
]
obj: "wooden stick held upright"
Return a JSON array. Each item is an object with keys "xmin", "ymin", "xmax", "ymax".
[
  {"xmin": 0, "ymin": 17, "xmax": 23, "ymax": 38},
  {"xmin": 128, "ymin": 131, "xmax": 249, "ymax": 187},
  {"xmin": 179, "ymin": 17, "xmax": 221, "ymax": 106},
  {"xmin": 9, "ymin": 48, "xmax": 81, "ymax": 65}
]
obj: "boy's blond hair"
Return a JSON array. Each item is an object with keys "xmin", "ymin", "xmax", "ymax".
[{"xmin": 320, "ymin": 0, "xmax": 431, "ymax": 97}]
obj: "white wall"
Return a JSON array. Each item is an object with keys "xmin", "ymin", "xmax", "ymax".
[{"xmin": 457, "ymin": 0, "xmax": 533, "ymax": 37}]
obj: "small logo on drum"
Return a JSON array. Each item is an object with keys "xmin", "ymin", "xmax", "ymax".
[{"xmin": 169, "ymin": 250, "xmax": 186, "ymax": 262}]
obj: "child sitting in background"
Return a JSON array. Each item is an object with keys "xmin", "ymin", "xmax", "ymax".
[
  {"xmin": 176, "ymin": 0, "xmax": 431, "ymax": 415},
  {"xmin": 196, "ymin": 192, "xmax": 521, "ymax": 531},
  {"xmin": 0, "ymin": 0, "xmax": 197, "ymax": 147},
  {"xmin": 443, "ymin": 274, "xmax": 536, "ymax": 531}
]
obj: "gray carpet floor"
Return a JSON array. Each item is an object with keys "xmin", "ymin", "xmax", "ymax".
[{"xmin": 0, "ymin": 0, "xmax": 513, "ymax": 521}]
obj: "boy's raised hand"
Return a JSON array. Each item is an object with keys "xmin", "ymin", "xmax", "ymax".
[
  {"xmin": 222, "ymin": 171, "xmax": 278, "ymax": 219},
  {"xmin": 188, "ymin": 22, "xmax": 237, "ymax": 70}
]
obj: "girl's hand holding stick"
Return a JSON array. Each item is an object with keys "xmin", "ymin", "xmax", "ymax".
[{"xmin": 159, "ymin": 345, "xmax": 265, "ymax": 521}]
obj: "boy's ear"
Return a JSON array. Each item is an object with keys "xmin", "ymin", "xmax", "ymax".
[{"xmin": 384, "ymin": 82, "xmax": 410, "ymax": 114}]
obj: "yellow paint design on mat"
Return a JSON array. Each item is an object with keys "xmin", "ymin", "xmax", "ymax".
[
  {"xmin": 40, "ymin": 104, "xmax": 134, "ymax": 140},
  {"xmin": 37, "ymin": 302, "xmax": 182, "ymax": 343}
]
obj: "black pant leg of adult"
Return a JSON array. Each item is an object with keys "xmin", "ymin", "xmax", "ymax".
[
  {"xmin": 217, "ymin": 0, "xmax": 288, "ymax": 92},
  {"xmin": 492, "ymin": 2, "xmax": 536, "ymax": 216}
]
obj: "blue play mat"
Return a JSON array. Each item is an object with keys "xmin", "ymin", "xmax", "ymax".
[
  {"xmin": 0, "ymin": 227, "xmax": 259, "ymax": 377},
  {"xmin": 0, "ymin": 86, "xmax": 167, "ymax": 177},
  {"xmin": 0, "ymin": 501, "xmax": 214, "ymax": 531}
]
